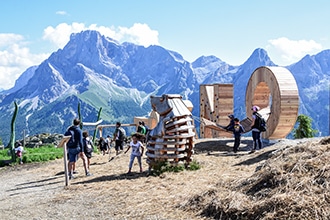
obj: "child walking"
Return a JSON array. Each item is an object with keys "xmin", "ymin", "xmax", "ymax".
[
  {"xmin": 124, "ymin": 133, "xmax": 144, "ymax": 174},
  {"xmin": 15, "ymin": 142, "xmax": 24, "ymax": 164},
  {"xmin": 233, "ymin": 118, "xmax": 245, "ymax": 153},
  {"xmin": 82, "ymin": 131, "xmax": 94, "ymax": 172}
]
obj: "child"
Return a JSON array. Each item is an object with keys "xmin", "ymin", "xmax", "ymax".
[
  {"xmin": 98, "ymin": 137, "xmax": 107, "ymax": 156},
  {"xmin": 124, "ymin": 133, "xmax": 144, "ymax": 174},
  {"xmin": 82, "ymin": 131, "xmax": 94, "ymax": 172},
  {"xmin": 15, "ymin": 142, "xmax": 24, "ymax": 164},
  {"xmin": 233, "ymin": 118, "xmax": 245, "ymax": 153},
  {"xmin": 105, "ymin": 135, "xmax": 112, "ymax": 154}
]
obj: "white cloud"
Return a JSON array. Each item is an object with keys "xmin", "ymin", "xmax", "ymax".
[
  {"xmin": 0, "ymin": 34, "xmax": 49, "ymax": 90},
  {"xmin": 56, "ymin": 11, "xmax": 67, "ymax": 15},
  {"xmin": 43, "ymin": 22, "xmax": 87, "ymax": 48},
  {"xmin": 42, "ymin": 22, "xmax": 159, "ymax": 49},
  {"xmin": 268, "ymin": 37, "xmax": 323, "ymax": 64},
  {"xmin": 117, "ymin": 23, "xmax": 159, "ymax": 46}
]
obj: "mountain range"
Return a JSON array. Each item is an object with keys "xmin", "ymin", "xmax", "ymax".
[{"xmin": 0, "ymin": 30, "xmax": 329, "ymax": 144}]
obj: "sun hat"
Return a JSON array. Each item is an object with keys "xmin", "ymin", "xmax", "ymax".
[{"xmin": 252, "ymin": 105, "xmax": 260, "ymax": 112}]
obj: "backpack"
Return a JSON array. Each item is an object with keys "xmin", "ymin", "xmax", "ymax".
[
  {"xmin": 118, "ymin": 127, "xmax": 126, "ymax": 141},
  {"xmin": 84, "ymin": 138, "xmax": 94, "ymax": 153},
  {"xmin": 65, "ymin": 128, "xmax": 76, "ymax": 148},
  {"xmin": 144, "ymin": 125, "xmax": 150, "ymax": 135},
  {"xmin": 140, "ymin": 125, "xmax": 146, "ymax": 135},
  {"xmin": 255, "ymin": 113, "xmax": 267, "ymax": 132}
]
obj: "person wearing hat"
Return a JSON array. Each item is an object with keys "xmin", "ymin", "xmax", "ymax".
[
  {"xmin": 250, "ymin": 105, "xmax": 262, "ymax": 153},
  {"xmin": 224, "ymin": 114, "xmax": 235, "ymax": 132}
]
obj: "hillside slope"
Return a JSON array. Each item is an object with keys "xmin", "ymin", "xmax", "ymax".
[{"xmin": 1, "ymin": 136, "xmax": 329, "ymax": 219}]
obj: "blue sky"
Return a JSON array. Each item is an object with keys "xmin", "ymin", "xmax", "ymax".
[{"xmin": 0, "ymin": 0, "xmax": 329, "ymax": 89}]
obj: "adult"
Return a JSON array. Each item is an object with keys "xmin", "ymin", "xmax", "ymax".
[
  {"xmin": 112, "ymin": 122, "xmax": 126, "ymax": 155},
  {"xmin": 66, "ymin": 118, "xmax": 91, "ymax": 179},
  {"xmin": 250, "ymin": 106, "xmax": 262, "ymax": 153}
]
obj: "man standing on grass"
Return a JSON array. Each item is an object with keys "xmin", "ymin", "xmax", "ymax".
[{"xmin": 66, "ymin": 118, "xmax": 91, "ymax": 179}]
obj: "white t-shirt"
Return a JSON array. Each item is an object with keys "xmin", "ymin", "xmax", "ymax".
[
  {"xmin": 105, "ymin": 137, "xmax": 111, "ymax": 146},
  {"xmin": 15, "ymin": 146, "xmax": 24, "ymax": 152},
  {"xmin": 130, "ymin": 141, "xmax": 143, "ymax": 156}
]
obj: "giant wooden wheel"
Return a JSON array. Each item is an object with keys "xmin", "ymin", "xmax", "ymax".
[{"xmin": 246, "ymin": 66, "xmax": 299, "ymax": 139}]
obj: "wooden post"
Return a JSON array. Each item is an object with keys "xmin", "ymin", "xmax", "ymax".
[
  {"xmin": 63, "ymin": 143, "xmax": 69, "ymax": 186},
  {"xmin": 58, "ymin": 136, "xmax": 71, "ymax": 186}
]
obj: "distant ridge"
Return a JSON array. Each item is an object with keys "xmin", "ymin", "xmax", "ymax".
[{"xmin": 0, "ymin": 30, "xmax": 328, "ymax": 144}]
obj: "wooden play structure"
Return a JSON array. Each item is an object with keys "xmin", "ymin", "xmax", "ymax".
[
  {"xmin": 200, "ymin": 66, "xmax": 299, "ymax": 139},
  {"xmin": 246, "ymin": 66, "xmax": 299, "ymax": 139},
  {"xmin": 200, "ymin": 84, "xmax": 234, "ymax": 138},
  {"xmin": 146, "ymin": 94, "xmax": 195, "ymax": 167}
]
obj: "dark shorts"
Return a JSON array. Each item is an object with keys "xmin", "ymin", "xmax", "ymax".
[
  {"xmin": 100, "ymin": 145, "xmax": 108, "ymax": 151},
  {"xmin": 84, "ymin": 152, "xmax": 92, "ymax": 159},
  {"xmin": 68, "ymin": 147, "xmax": 80, "ymax": 162},
  {"xmin": 115, "ymin": 140, "xmax": 123, "ymax": 151}
]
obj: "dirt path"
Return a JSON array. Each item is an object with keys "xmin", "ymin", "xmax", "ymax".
[{"xmin": 0, "ymin": 138, "xmax": 280, "ymax": 219}]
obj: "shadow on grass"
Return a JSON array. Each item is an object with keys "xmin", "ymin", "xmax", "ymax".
[
  {"xmin": 7, "ymin": 175, "xmax": 63, "ymax": 193},
  {"xmin": 194, "ymin": 139, "xmax": 254, "ymax": 154},
  {"xmin": 16, "ymin": 176, "xmax": 62, "ymax": 186},
  {"xmin": 73, "ymin": 171, "xmax": 146, "ymax": 185},
  {"xmin": 234, "ymin": 149, "xmax": 277, "ymax": 166},
  {"xmin": 195, "ymin": 138, "xmax": 277, "ymax": 166}
]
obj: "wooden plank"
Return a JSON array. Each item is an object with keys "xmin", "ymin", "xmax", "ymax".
[
  {"xmin": 162, "ymin": 133, "xmax": 195, "ymax": 139},
  {"xmin": 146, "ymin": 146, "xmax": 186, "ymax": 152},
  {"xmin": 148, "ymin": 140, "xmax": 187, "ymax": 145},
  {"xmin": 146, "ymin": 152, "xmax": 186, "ymax": 159},
  {"xmin": 164, "ymin": 118, "xmax": 193, "ymax": 128},
  {"xmin": 165, "ymin": 125, "xmax": 195, "ymax": 133}
]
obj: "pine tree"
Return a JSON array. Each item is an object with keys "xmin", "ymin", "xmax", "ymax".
[{"xmin": 293, "ymin": 114, "xmax": 318, "ymax": 139}]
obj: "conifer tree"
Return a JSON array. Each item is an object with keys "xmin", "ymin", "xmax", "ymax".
[{"xmin": 293, "ymin": 114, "xmax": 318, "ymax": 139}]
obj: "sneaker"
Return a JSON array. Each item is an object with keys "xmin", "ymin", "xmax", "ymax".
[
  {"xmin": 69, "ymin": 174, "xmax": 75, "ymax": 180},
  {"xmin": 249, "ymin": 150, "xmax": 255, "ymax": 154},
  {"xmin": 73, "ymin": 171, "xmax": 78, "ymax": 174},
  {"xmin": 86, "ymin": 172, "xmax": 92, "ymax": 176}
]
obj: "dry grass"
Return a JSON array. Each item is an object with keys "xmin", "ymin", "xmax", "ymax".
[
  {"xmin": 0, "ymin": 136, "xmax": 329, "ymax": 219},
  {"xmin": 180, "ymin": 137, "xmax": 330, "ymax": 220}
]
